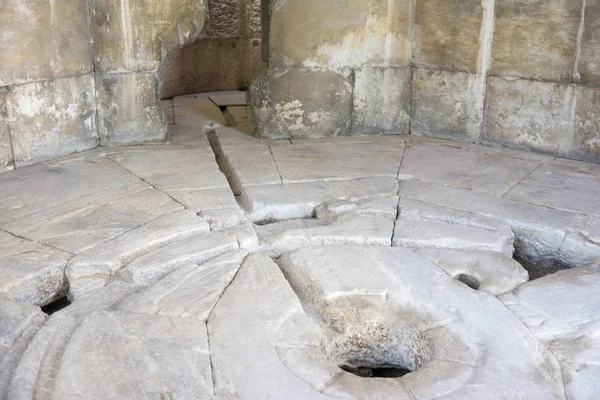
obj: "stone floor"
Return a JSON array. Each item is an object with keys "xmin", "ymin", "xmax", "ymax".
[{"xmin": 1, "ymin": 91, "xmax": 599, "ymax": 399}]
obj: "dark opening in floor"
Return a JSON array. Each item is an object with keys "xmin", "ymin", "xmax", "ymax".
[
  {"xmin": 513, "ymin": 254, "xmax": 571, "ymax": 280},
  {"xmin": 41, "ymin": 296, "xmax": 71, "ymax": 315},
  {"xmin": 339, "ymin": 364, "xmax": 412, "ymax": 378},
  {"xmin": 455, "ymin": 274, "xmax": 481, "ymax": 290}
]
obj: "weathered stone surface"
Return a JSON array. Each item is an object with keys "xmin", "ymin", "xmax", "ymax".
[
  {"xmin": 90, "ymin": 0, "xmax": 206, "ymax": 73},
  {"xmin": 209, "ymin": 0, "xmax": 242, "ymax": 38},
  {"xmin": 483, "ymin": 76, "xmax": 576, "ymax": 156},
  {"xmin": 96, "ymin": 72, "xmax": 165, "ymax": 146},
  {"xmin": 0, "ymin": 232, "xmax": 71, "ymax": 306},
  {"xmin": 0, "ymin": 1, "xmax": 92, "ymax": 86},
  {"xmin": 415, "ymin": 249, "xmax": 529, "ymax": 295},
  {"xmin": 411, "ymin": 68, "xmax": 486, "ymax": 141},
  {"xmin": 579, "ymin": 0, "xmax": 600, "ymax": 84},
  {"xmin": 276, "ymin": 246, "xmax": 564, "ymax": 399},
  {"xmin": 239, "ymin": 177, "xmax": 399, "ymax": 223},
  {"xmin": 414, "ymin": 0, "xmax": 483, "ymax": 72},
  {"xmin": 5, "ymin": 75, "xmax": 98, "ymax": 166},
  {"xmin": 269, "ymin": 0, "xmax": 413, "ymax": 69},
  {"xmin": 0, "ymin": 90, "xmax": 13, "ymax": 172},
  {"xmin": 573, "ymin": 85, "xmax": 600, "ymax": 161},
  {"xmin": 160, "ymin": 99, "xmax": 174, "ymax": 125},
  {"xmin": 173, "ymin": 93, "xmax": 227, "ymax": 129},
  {"xmin": 400, "ymin": 140, "xmax": 541, "ymax": 196},
  {"xmin": 248, "ymin": 68, "xmax": 353, "ymax": 139},
  {"xmin": 170, "ymin": 188, "xmax": 239, "ymax": 213},
  {"xmin": 491, "ymin": 0, "xmax": 582, "ymax": 82},
  {"xmin": 66, "ymin": 210, "xmax": 210, "ymax": 299},
  {"xmin": 53, "ymin": 312, "xmax": 212, "ymax": 399},
  {"xmin": 400, "ymin": 180, "xmax": 600, "ymax": 268},
  {"xmin": 270, "ymin": 138, "xmax": 404, "ymax": 183},
  {"xmin": 0, "ymin": 300, "xmax": 45, "ymax": 398},
  {"xmin": 505, "ymin": 162, "xmax": 600, "ymax": 217},
  {"xmin": 119, "ymin": 250, "xmax": 248, "ymax": 320},
  {"xmin": 394, "ymin": 197, "xmax": 515, "ymax": 255},
  {"xmin": 501, "ymin": 264, "xmax": 600, "ymax": 399},
  {"xmin": 118, "ymin": 231, "xmax": 238, "ymax": 286},
  {"xmin": 352, "ymin": 66, "xmax": 411, "ymax": 135}
]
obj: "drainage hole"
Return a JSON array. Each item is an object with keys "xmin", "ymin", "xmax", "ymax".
[
  {"xmin": 339, "ymin": 364, "xmax": 412, "ymax": 378},
  {"xmin": 41, "ymin": 296, "xmax": 71, "ymax": 315},
  {"xmin": 454, "ymin": 274, "xmax": 481, "ymax": 290}
]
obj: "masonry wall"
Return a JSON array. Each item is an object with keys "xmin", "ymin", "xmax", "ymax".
[
  {"xmin": 251, "ymin": 0, "xmax": 600, "ymax": 162},
  {"xmin": 0, "ymin": 0, "xmax": 206, "ymax": 172},
  {"xmin": 161, "ymin": 0, "xmax": 262, "ymax": 99}
]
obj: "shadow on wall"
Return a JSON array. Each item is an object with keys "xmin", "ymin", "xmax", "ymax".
[{"xmin": 161, "ymin": 0, "xmax": 263, "ymax": 99}]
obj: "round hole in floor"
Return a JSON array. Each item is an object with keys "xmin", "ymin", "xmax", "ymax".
[
  {"xmin": 455, "ymin": 274, "xmax": 481, "ymax": 290},
  {"xmin": 325, "ymin": 320, "xmax": 433, "ymax": 379}
]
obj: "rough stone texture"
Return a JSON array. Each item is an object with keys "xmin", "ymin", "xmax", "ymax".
[
  {"xmin": 53, "ymin": 312, "xmax": 213, "ymax": 399},
  {"xmin": 573, "ymin": 85, "xmax": 600, "ymax": 161},
  {"xmin": 0, "ymin": 0, "xmax": 92, "ymax": 86},
  {"xmin": 483, "ymin": 76, "xmax": 577, "ymax": 156},
  {"xmin": 413, "ymin": 0, "xmax": 483, "ymax": 73},
  {"xmin": 579, "ymin": 0, "xmax": 600, "ymax": 84},
  {"xmin": 5, "ymin": 75, "xmax": 98, "ymax": 166},
  {"xmin": 491, "ymin": 0, "xmax": 582, "ymax": 82},
  {"xmin": 249, "ymin": 68, "xmax": 353, "ymax": 139},
  {"xmin": 0, "ymin": 232, "xmax": 71, "ymax": 307},
  {"xmin": 268, "ymin": 0, "xmax": 413, "ymax": 69},
  {"xmin": 501, "ymin": 264, "xmax": 600, "ymax": 399},
  {"xmin": 352, "ymin": 66, "xmax": 411, "ymax": 135},
  {"xmin": 96, "ymin": 72, "xmax": 165, "ymax": 146},
  {"xmin": 0, "ymin": 300, "xmax": 45, "ymax": 399},
  {"xmin": 411, "ymin": 68, "xmax": 486, "ymax": 141},
  {"xmin": 0, "ymin": 90, "xmax": 13, "ymax": 172}
]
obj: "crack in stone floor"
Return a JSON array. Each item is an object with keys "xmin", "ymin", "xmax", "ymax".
[{"xmin": 0, "ymin": 92, "xmax": 599, "ymax": 399}]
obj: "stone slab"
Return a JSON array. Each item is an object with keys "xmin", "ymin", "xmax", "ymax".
[
  {"xmin": 0, "ymin": 232, "xmax": 71, "ymax": 306},
  {"xmin": 208, "ymin": 91, "xmax": 247, "ymax": 106},
  {"xmin": 215, "ymin": 144, "xmax": 281, "ymax": 192},
  {"xmin": 270, "ymin": 139, "xmax": 404, "ymax": 183},
  {"xmin": 169, "ymin": 188, "xmax": 240, "ymax": 213},
  {"xmin": 173, "ymin": 93, "xmax": 227, "ymax": 128},
  {"xmin": 400, "ymin": 141, "xmax": 541, "ymax": 196},
  {"xmin": 118, "ymin": 231, "xmax": 238, "ymax": 286},
  {"xmin": 119, "ymin": 250, "xmax": 248, "ymax": 320},
  {"xmin": 5, "ymin": 75, "xmax": 98, "ymax": 167},
  {"xmin": 66, "ymin": 209, "xmax": 210, "ymax": 299},
  {"xmin": 96, "ymin": 72, "xmax": 166, "ymax": 146}
]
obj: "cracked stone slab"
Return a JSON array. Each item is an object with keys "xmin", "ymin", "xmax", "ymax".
[
  {"xmin": 214, "ymin": 144, "xmax": 281, "ymax": 192},
  {"xmin": 400, "ymin": 180, "xmax": 600, "ymax": 268},
  {"xmin": 415, "ymin": 249, "xmax": 529, "ymax": 295},
  {"xmin": 208, "ymin": 91, "xmax": 247, "ymax": 107},
  {"xmin": 400, "ymin": 141, "xmax": 541, "ymax": 196},
  {"xmin": 501, "ymin": 264, "xmax": 600, "ymax": 400},
  {"xmin": 52, "ymin": 312, "xmax": 213, "ymax": 400},
  {"xmin": 198, "ymin": 208, "xmax": 248, "ymax": 230},
  {"xmin": 168, "ymin": 123, "xmax": 212, "ymax": 148},
  {"xmin": 119, "ymin": 250, "xmax": 248, "ymax": 321},
  {"xmin": 0, "ymin": 301, "xmax": 46, "ymax": 398},
  {"xmin": 276, "ymin": 246, "xmax": 564, "ymax": 399},
  {"xmin": 173, "ymin": 93, "xmax": 226, "ymax": 128},
  {"xmin": 239, "ymin": 177, "xmax": 399, "ymax": 223},
  {"xmin": 66, "ymin": 210, "xmax": 210, "ymax": 300},
  {"xmin": 0, "ymin": 232, "xmax": 72, "ymax": 306},
  {"xmin": 117, "ymin": 231, "xmax": 238, "ymax": 286},
  {"xmin": 270, "ymin": 138, "xmax": 405, "ymax": 183},
  {"xmin": 504, "ymin": 162, "xmax": 600, "ymax": 217},
  {"xmin": 169, "ymin": 188, "xmax": 239, "ymax": 213},
  {"xmin": 394, "ymin": 197, "xmax": 515, "ymax": 255}
]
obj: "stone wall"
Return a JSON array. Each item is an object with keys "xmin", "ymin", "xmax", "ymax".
[
  {"xmin": 161, "ymin": 0, "xmax": 262, "ymax": 98},
  {"xmin": 0, "ymin": 0, "xmax": 206, "ymax": 172},
  {"xmin": 251, "ymin": 0, "xmax": 600, "ymax": 162}
]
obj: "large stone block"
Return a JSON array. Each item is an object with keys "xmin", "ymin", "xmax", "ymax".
[
  {"xmin": 5, "ymin": 75, "xmax": 98, "ymax": 167},
  {"xmin": 352, "ymin": 66, "xmax": 411, "ymax": 134},
  {"xmin": 268, "ymin": 0, "xmax": 413, "ymax": 69},
  {"xmin": 579, "ymin": 0, "xmax": 600, "ymax": 84},
  {"xmin": 0, "ymin": 0, "xmax": 92, "ymax": 86},
  {"xmin": 248, "ymin": 68, "xmax": 353, "ymax": 139},
  {"xmin": 483, "ymin": 76, "xmax": 576, "ymax": 156},
  {"xmin": 414, "ymin": 0, "xmax": 484, "ymax": 73},
  {"xmin": 90, "ymin": 0, "xmax": 206, "ymax": 73},
  {"xmin": 573, "ymin": 85, "xmax": 600, "ymax": 161},
  {"xmin": 411, "ymin": 68, "xmax": 486, "ymax": 141},
  {"xmin": 96, "ymin": 72, "xmax": 166, "ymax": 146},
  {"xmin": 491, "ymin": 0, "xmax": 582, "ymax": 82},
  {"xmin": 0, "ymin": 90, "xmax": 13, "ymax": 172}
]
